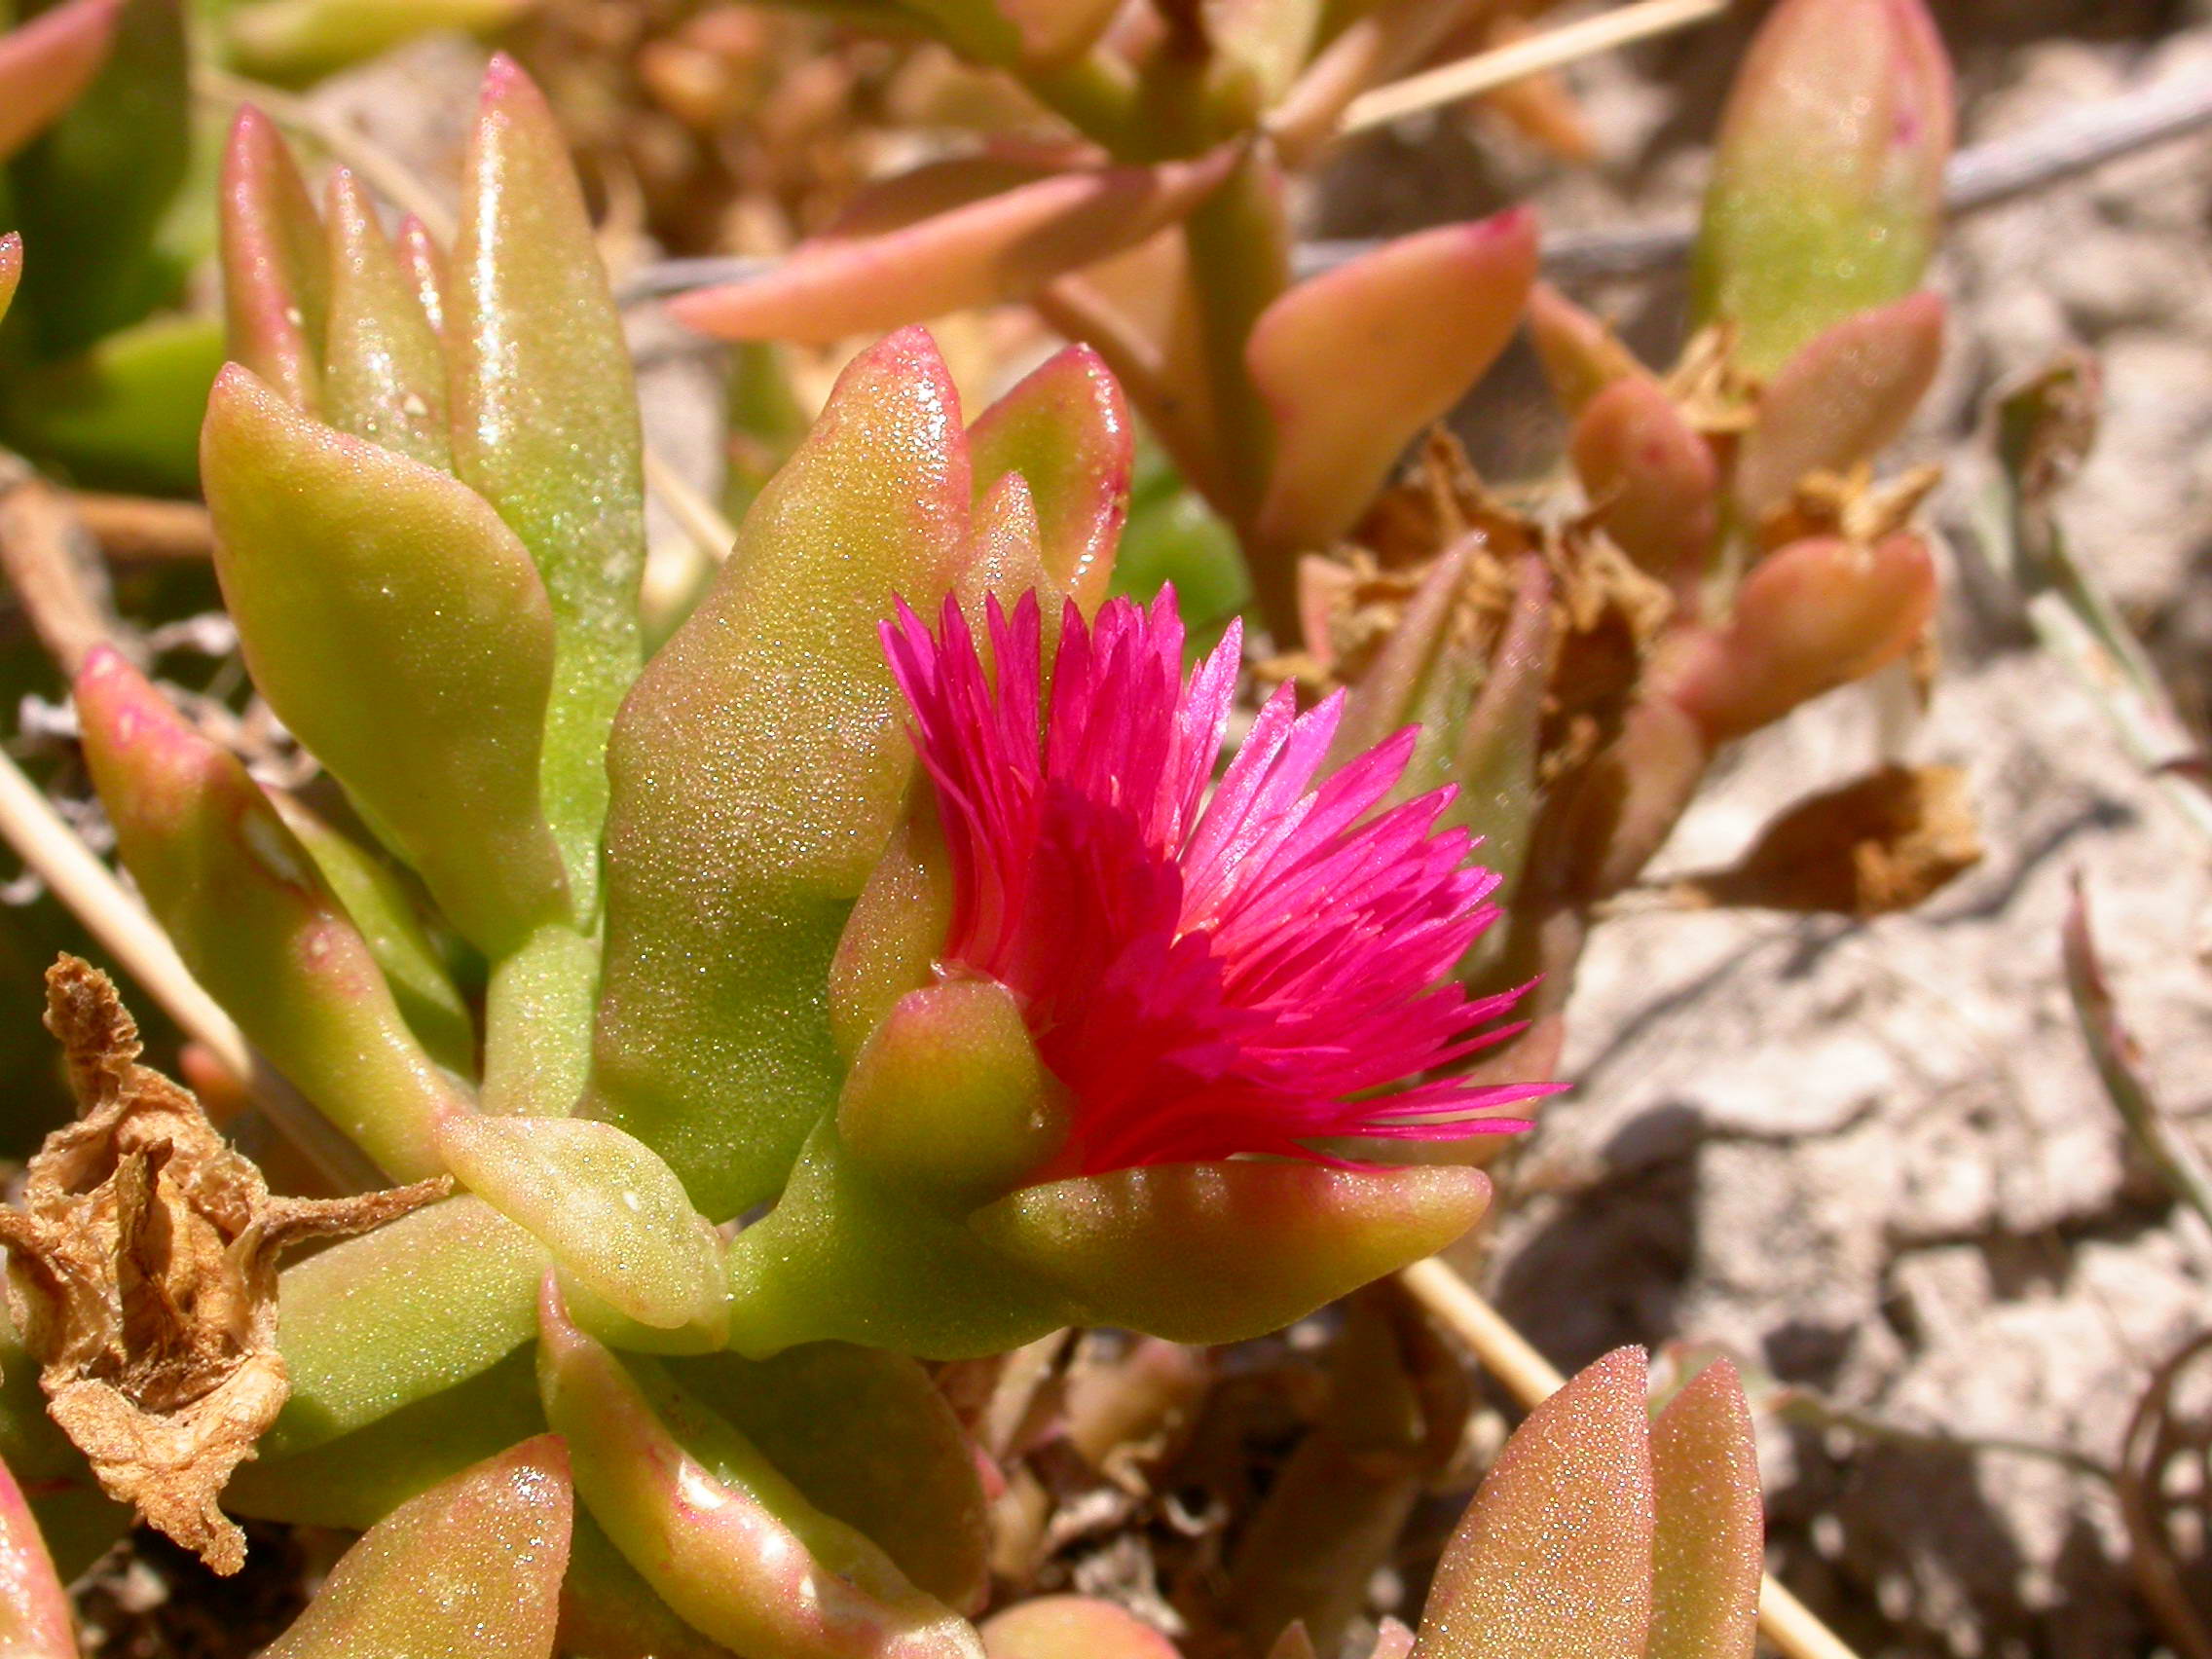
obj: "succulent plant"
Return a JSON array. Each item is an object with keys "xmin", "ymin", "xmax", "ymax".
[{"xmin": 0, "ymin": 0, "xmax": 1977, "ymax": 1650}]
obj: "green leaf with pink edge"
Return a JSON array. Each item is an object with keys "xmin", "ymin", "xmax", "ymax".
[
  {"xmin": 230, "ymin": 1348, "xmax": 543, "ymax": 1530},
  {"xmin": 670, "ymin": 1344, "xmax": 990, "ymax": 1614},
  {"xmin": 837, "ymin": 979, "xmax": 1067, "ymax": 1210},
  {"xmin": 201, "ymin": 364, "xmax": 571, "ymax": 959},
  {"xmin": 0, "ymin": 235, "xmax": 19, "ymax": 321},
  {"xmin": 535, "ymin": 1281, "xmax": 985, "ymax": 1659},
  {"xmin": 435, "ymin": 1111, "xmax": 729, "ymax": 1340},
  {"xmin": 827, "ymin": 811, "xmax": 953, "ymax": 1062},
  {"xmin": 73, "ymin": 650, "xmax": 461, "ymax": 1181},
  {"xmin": 0, "ymin": 0, "xmax": 118, "ymax": 163},
  {"xmin": 270, "ymin": 1197, "xmax": 548, "ymax": 1457},
  {"xmin": 1733, "ymin": 292, "xmax": 1945, "ymax": 523},
  {"xmin": 450, "ymin": 55, "xmax": 645, "ymax": 912},
  {"xmin": 1647, "ymin": 1360, "xmax": 1762, "ymax": 1659},
  {"xmin": 268, "ymin": 793, "xmax": 476, "ymax": 1078},
  {"xmin": 219, "ymin": 105, "xmax": 329, "ymax": 415},
  {"xmin": 322, "ymin": 168, "xmax": 450, "ymax": 468},
  {"xmin": 561, "ymin": 1512, "xmax": 744, "ymax": 1659},
  {"xmin": 959, "ymin": 473, "xmax": 1055, "ymax": 624},
  {"xmin": 667, "ymin": 152, "xmax": 1236, "ymax": 347},
  {"xmin": 1657, "ymin": 532, "xmax": 1936, "ymax": 744},
  {"xmin": 1249, "ymin": 210, "xmax": 1537, "ymax": 557},
  {"xmin": 394, "ymin": 215, "xmax": 447, "ymax": 335},
  {"xmin": 1411, "ymin": 1347, "xmax": 1656, "ymax": 1659},
  {"xmin": 1524, "ymin": 283, "xmax": 1648, "ymax": 419},
  {"xmin": 1569, "ymin": 378, "xmax": 1719, "ymax": 593},
  {"xmin": 592, "ymin": 328, "xmax": 976, "ymax": 1219},
  {"xmin": 0, "ymin": 1447, "xmax": 81, "ymax": 1657},
  {"xmin": 969, "ymin": 1163, "xmax": 1493, "ymax": 1346},
  {"xmin": 1691, "ymin": 0, "xmax": 1952, "ymax": 375},
  {"xmin": 967, "ymin": 345, "xmax": 1132, "ymax": 614},
  {"xmin": 260, "ymin": 1436, "xmax": 571, "ymax": 1659},
  {"xmin": 981, "ymin": 1598, "xmax": 1180, "ymax": 1659}
]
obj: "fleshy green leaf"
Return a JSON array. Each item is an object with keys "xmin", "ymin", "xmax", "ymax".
[
  {"xmin": 449, "ymin": 55, "xmax": 645, "ymax": 912},
  {"xmin": 0, "ymin": 0, "xmax": 120, "ymax": 164},
  {"xmin": 218, "ymin": 104, "xmax": 328, "ymax": 414},
  {"xmin": 1249, "ymin": 209, "xmax": 1536, "ymax": 555},
  {"xmin": 259, "ymin": 1436, "xmax": 571, "ymax": 1659},
  {"xmin": 322, "ymin": 166, "xmax": 450, "ymax": 466},
  {"xmin": 1690, "ymin": 0, "xmax": 1952, "ymax": 374},
  {"xmin": 836, "ymin": 980, "xmax": 1065, "ymax": 1209},
  {"xmin": 0, "ymin": 1444, "xmax": 79, "ymax": 1656},
  {"xmin": 966, "ymin": 345, "xmax": 1131, "ymax": 613},
  {"xmin": 434, "ymin": 1110, "xmax": 728, "ymax": 1339},
  {"xmin": 227, "ymin": 0, "xmax": 534, "ymax": 83},
  {"xmin": 202, "ymin": 364, "xmax": 572, "ymax": 956},
  {"xmin": 560, "ymin": 1512, "xmax": 742, "ymax": 1659},
  {"xmin": 670, "ymin": 1344, "xmax": 989, "ymax": 1613},
  {"xmin": 271, "ymin": 1196, "xmax": 547, "ymax": 1456},
  {"xmin": 269, "ymin": 793, "xmax": 476, "ymax": 1077},
  {"xmin": 229, "ymin": 1349, "xmax": 543, "ymax": 1530},
  {"xmin": 972, "ymin": 1163, "xmax": 1493, "ymax": 1345},
  {"xmin": 1733, "ymin": 292, "xmax": 1945, "ymax": 523},
  {"xmin": 668, "ymin": 152, "xmax": 1235, "ymax": 347},
  {"xmin": 4, "ymin": 0, "xmax": 189, "ymax": 359},
  {"xmin": 1411, "ymin": 1348, "xmax": 1655, "ymax": 1659},
  {"xmin": 593, "ymin": 327, "xmax": 975, "ymax": 1218},
  {"xmin": 1646, "ymin": 1360, "xmax": 1762, "ymax": 1659},
  {"xmin": 536, "ymin": 1283, "xmax": 984, "ymax": 1659},
  {"xmin": 1, "ymin": 310, "xmax": 220, "ymax": 494},
  {"xmin": 74, "ymin": 649, "xmax": 461, "ymax": 1179}
]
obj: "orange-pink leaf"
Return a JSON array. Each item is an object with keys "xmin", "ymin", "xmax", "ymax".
[
  {"xmin": 1412, "ymin": 1347, "xmax": 1655, "ymax": 1659},
  {"xmin": 1647, "ymin": 1360, "xmax": 1762, "ymax": 1659},
  {"xmin": 1569, "ymin": 378, "xmax": 1719, "ymax": 591},
  {"xmin": 670, "ymin": 153, "xmax": 1235, "ymax": 346},
  {"xmin": 1250, "ymin": 209, "xmax": 1536, "ymax": 554},
  {"xmin": 0, "ymin": 0, "xmax": 120, "ymax": 162}
]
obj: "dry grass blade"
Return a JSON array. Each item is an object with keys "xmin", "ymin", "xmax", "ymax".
[{"xmin": 1336, "ymin": 0, "xmax": 1733, "ymax": 138}]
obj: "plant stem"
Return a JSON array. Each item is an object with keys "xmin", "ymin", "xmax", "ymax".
[{"xmin": 1397, "ymin": 1256, "xmax": 1873, "ymax": 1659}]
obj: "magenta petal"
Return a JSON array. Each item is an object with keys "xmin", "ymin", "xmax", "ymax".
[{"xmin": 884, "ymin": 586, "xmax": 1549, "ymax": 1174}]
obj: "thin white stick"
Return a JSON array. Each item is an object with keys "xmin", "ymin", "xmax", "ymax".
[
  {"xmin": 644, "ymin": 449, "xmax": 739, "ymax": 566},
  {"xmin": 1398, "ymin": 1256, "xmax": 1868, "ymax": 1659},
  {"xmin": 1338, "ymin": 0, "xmax": 1733, "ymax": 137},
  {"xmin": 0, "ymin": 747, "xmax": 381, "ymax": 1186}
]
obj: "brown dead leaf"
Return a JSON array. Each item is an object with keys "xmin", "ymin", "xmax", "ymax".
[
  {"xmin": 0, "ymin": 957, "xmax": 447, "ymax": 1574},
  {"xmin": 1667, "ymin": 765, "xmax": 1982, "ymax": 917}
]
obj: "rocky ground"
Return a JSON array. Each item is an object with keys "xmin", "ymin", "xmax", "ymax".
[{"xmin": 1344, "ymin": 4, "xmax": 2212, "ymax": 1654}]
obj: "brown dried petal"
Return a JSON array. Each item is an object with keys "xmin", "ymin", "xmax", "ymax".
[
  {"xmin": 1668, "ymin": 765, "xmax": 1981, "ymax": 917},
  {"xmin": 0, "ymin": 957, "xmax": 447, "ymax": 1573}
]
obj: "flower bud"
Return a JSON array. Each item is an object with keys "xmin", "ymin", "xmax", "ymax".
[{"xmin": 1690, "ymin": 0, "xmax": 1953, "ymax": 375}]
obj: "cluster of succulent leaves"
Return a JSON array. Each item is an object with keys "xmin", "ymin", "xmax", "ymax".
[{"xmin": 0, "ymin": 0, "xmax": 1971, "ymax": 1651}]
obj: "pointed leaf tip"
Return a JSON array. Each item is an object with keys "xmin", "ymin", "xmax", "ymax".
[
  {"xmin": 260, "ymin": 1435, "xmax": 571, "ymax": 1659},
  {"xmin": 220, "ymin": 105, "xmax": 329, "ymax": 415},
  {"xmin": 1413, "ymin": 1346, "xmax": 1655, "ymax": 1659},
  {"xmin": 1647, "ymin": 1360, "xmax": 1761, "ymax": 1659},
  {"xmin": 968, "ymin": 345, "xmax": 1131, "ymax": 613},
  {"xmin": 0, "ymin": 0, "xmax": 123, "ymax": 163},
  {"xmin": 1252, "ymin": 208, "xmax": 1537, "ymax": 556},
  {"xmin": 981, "ymin": 1599, "xmax": 1179, "ymax": 1659},
  {"xmin": 73, "ymin": 648, "xmax": 458, "ymax": 1180}
]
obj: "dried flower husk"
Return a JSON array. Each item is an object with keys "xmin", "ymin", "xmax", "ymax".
[{"xmin": 0, "ymin": 957, "xmax": 446, "ymax": 1573}]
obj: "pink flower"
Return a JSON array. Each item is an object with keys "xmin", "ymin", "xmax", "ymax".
[{"xmin": 881, "ymin": 587, "xmax": 1555, "ymax": 1178}]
